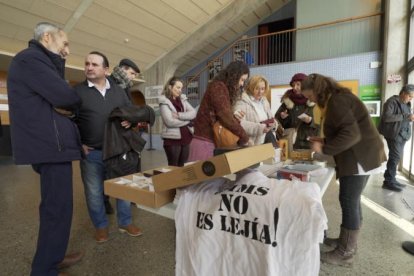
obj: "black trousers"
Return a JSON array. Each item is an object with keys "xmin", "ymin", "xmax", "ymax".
[
  {"xmin": 164, "ymin": 144, "xmax": 190, "ymax": 167},
  {"xmin": 339, "ymin": 175, "xmax": 369, "ymax": 230},
  {"xmin": 384, "ymin": 137, "xmax": 406, "ymax": 184},
  {"xmin": 31, "ymin": 162, "xmax": 73, "ymax": 276}
]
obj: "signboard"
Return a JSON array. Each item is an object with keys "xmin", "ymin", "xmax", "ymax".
[{"xmin": 144, "ymin": 85, "xmax": 163, "ymax": 99}]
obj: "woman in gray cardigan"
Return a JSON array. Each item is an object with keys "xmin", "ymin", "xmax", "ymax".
[
  {"xmin": 159, "ymin": 77, "xmax": 196, "ymax": 166},
  {"xmin": 302, "ymin": 73, "xmax": 386, "ymax": 266}
]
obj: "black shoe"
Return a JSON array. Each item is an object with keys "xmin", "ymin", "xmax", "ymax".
[
  {"xmin": 382, "ymin": 182, "xmax": 402, "ymax": 192},
  {"xmin": 395, "ymin": 182, "xmax": 407, "ymax": 188},
  {"xmin": 104, "ymin": 200, "xmax": 114, "ymax": 214}
]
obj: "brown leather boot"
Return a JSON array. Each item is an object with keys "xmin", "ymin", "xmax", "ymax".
[
  {"xmin": 58, "ymin": 251, "xmax": 84, "ymax": 269},
  {"xmin": 324, "ymin": 221, "xmax": 362, "ymax": 249},
  {"xmin": 321, "ymin": 227, "xmax": 359, "ymax": 266},
  {"xmin": 323, "ymin": 236, "xmax": 339, "ymax": 248}
]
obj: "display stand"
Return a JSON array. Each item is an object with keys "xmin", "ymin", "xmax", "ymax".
[
  {"xmin": 146, "ymin": 124, "xmax": 155, "ymax": 151},
  {"xmin": 135, "ymin": 164, "xmax": 335, "ymax": 220}
]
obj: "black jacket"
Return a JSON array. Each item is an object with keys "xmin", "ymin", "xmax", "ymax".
[
  {"xmin": 7, "ymin": 39, "xmax": 82, "ymax": 164},
  {"xmin": 103, "ymin": 105, "xmax": 155, "ymax": 178},
  {"xmin": 378, "ymin": 95, "xmax": 412, "ymax": 140}
]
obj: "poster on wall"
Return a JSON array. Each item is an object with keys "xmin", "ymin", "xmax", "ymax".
[
  {"xmin": 144, "ymin": 85, "xmax": 163, "ymax": 99},
  {"xmin": 208, "ymin": 58, "xmax": 223, "ymax": 80},
  {"xmin": 269, "ymin": 85, "xmax": 290, "ymax": 115},
  {"xmin": 233, "ymin": 41, "xmax": 253, "ymax": 65},
  {"xmin": 186, "ymin": 76, "xmax": 199, "ymax": 99},
  {"xmin": 363, "ymin": 100, "xmax": 380, "ymax": 117},
  {"xmin": 339, "ymin": 80, "xmax": 359, "ymax": 96},
  {"xmin": 360, "ymin": 85, "xmax": 381, "ymax": 100}
]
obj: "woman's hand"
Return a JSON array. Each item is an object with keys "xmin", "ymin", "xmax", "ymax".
[
  {"xmin": 307, "ymin": 136, "xmax": 324, "ymax": 143},
  {"xmin": 262, "ymin": 125, "xmax": 271, "ymax": 133},
  {"xmin": 307, "ymin": 136, "xmax": 324, "ymax": 153},
  {"xmin": 298, "ymin": 113, "xmax": 312, "ymax": 124},
  {"xmin": 233, "ymin": 110, "xmax": 245, "ymax": 121},
  {"xmin": 280, "ymin": 109, "xmax": 289, "ymax": 119}
]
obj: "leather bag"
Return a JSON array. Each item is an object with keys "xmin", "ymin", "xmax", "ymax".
[{"xmin": 212, "ymin": 121, "xmax": 239, "ymax": 148}]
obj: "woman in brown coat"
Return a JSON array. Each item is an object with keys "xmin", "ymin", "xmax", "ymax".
[
  {"xmin": 188, "ymin": 61, "xmax": 250, "ymax": 161},
  {"xmin": 301, "ymin": 73, "xmax": 386, "ymax": 266}
]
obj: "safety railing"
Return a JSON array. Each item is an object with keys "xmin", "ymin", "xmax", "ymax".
[{"xmin": 184, "ymin": 12, "xmax": 382, "ymax": 88}]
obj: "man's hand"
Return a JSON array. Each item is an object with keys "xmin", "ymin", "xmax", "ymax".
[
  {"xmin": 121, "ymin": 120, "xmax": 132, "ymax": 129},
  {"xmin": 54, "ymin": 107, "xmax": 73, "ymax": 117},
  {"xmin": 82, "ymin": 144, "xmax": 94, "ymax": 155}
]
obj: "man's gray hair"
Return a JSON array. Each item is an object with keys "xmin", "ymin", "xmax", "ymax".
[
  {"xmin": 33, "ymin": 22, "xmax": 62, "ymax": 41},
  {"xmin": 400, "ymin": 84, "xmax": 414, "ymax": 95}
]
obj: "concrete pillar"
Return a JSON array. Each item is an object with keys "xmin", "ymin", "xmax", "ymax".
[{"xmin": 381, "ymin": 0, "xmax": 410, "ymax": 100}]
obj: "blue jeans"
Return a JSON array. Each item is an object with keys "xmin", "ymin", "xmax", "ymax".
[
  {"xmin": 31, "ymin": 162, "xmax": 73, "ymax": 276},
  {"xmin": 384, "ymin": 137, "xmax": 406, "ymax": 184},
  {"xmin": 80, "ymin": 150, "xmax": 132, "ymax": 229},
  {"xmin": 339, "ymin": 175, "xmax": 369, "ymax": 230}
]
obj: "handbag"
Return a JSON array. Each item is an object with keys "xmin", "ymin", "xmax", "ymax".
[{"xmin": 212, "ymin": 121, "xmax": 239, "ymax": 148}]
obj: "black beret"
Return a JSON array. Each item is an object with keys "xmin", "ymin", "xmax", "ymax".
[{"xmin": 119, "ymin": 58, "xmax": 140, "ymax": 73}]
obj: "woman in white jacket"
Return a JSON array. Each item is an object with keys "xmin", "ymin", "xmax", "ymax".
[
  {"xmin": 233, "ymin": 75, "xmax": 277, "ymax": 145},
  {"xmin": 159, "ymin": 77, "xmax": 196, "ymax": 166}
]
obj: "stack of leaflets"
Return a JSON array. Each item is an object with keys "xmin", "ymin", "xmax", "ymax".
[{"xmin": 276, "ymin": 163, "xmax": 322, "ymax": 181}]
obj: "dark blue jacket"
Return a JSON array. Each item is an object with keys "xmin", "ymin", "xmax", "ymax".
[{"xmin": 7, "ymin": 39, "xmax": 82, "ymax": 165}]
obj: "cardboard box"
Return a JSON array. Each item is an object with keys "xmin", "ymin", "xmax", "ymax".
[
  {"xmin": 152, "ymin": 143, "xmax": 274, "ymax": 192},
  {"xmin": 104, "ymin": 167, "xmax": 176, "ymax": 208}
]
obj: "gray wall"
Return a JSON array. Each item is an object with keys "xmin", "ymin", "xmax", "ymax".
[
  {"xmin": 251, "ymin": 51, "xmax": 381, "ymax": 88},
  {"xmin": 296, "ymin": 0, "xmax": 382, "ymax": 61}
]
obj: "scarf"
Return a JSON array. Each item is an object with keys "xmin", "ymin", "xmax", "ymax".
[
  {"xmin": 170, "ymin": 97, "xmax": 184, "ymax": 112},
  {"xmin": 111, "ymin": 66, "xmax": 133, "ymax": 89},
  {"xmin": 286, "ymin": 89, "xmax": 308, "ymax": 105}
]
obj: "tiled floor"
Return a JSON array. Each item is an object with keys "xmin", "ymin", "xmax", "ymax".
[{"xmin": 1, "ymin": 150, "xmax": 414, "ymax": 275}]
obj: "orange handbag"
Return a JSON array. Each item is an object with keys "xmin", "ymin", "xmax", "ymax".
[{"xmin": 212, "ymin": 121, "xmax": 239, "ymax": 148}]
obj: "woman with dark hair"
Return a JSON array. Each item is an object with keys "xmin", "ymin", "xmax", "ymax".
[
  {"xmin": 301, "ymin": 73, "xmax": 386, "ymax": 266},
  {"xmin": 159, "ymin": 76, "xmax": 196, "ymax": 166},
  {"xmin": 188, "ymin": 61, "xmax": 250, "ymax": 161}
]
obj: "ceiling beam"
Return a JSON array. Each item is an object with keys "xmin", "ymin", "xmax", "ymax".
[
  {"xmin": 63, "ymin": 0, "xmax": 94, "ymax": 33},
  {"xmin": 145, "ymin": 0, "xmax": 273, "ymax": 80}
]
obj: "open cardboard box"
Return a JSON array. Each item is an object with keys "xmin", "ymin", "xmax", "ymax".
[
  {"xmin": 104, "ymin": 167, "xmax": 177, "ymax": 208},
  {"xmin": 152, "ymin": 143, "xmax": 274, "ymax": 192}
]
